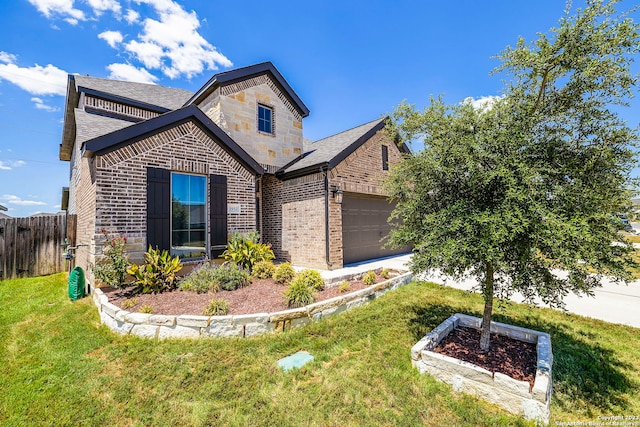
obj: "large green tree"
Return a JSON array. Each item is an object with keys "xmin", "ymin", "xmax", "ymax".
[{"xmin": 385, "ymin": 0, "xmax": 639, "ymax": 351}]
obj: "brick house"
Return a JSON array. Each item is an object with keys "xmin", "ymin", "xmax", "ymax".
[{"xmin": 59, "ymin": 62, "xmax": 409, "ymax": 279}]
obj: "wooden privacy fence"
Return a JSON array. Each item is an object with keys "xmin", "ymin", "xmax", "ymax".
[{"xmin": 0, "ymin": 214, "xmax": 76, "ymax": 280}]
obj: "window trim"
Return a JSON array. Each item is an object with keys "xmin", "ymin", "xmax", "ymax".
[{"xmin": 257, "ymin": 103, "xmax": 275, "ymax": 136}]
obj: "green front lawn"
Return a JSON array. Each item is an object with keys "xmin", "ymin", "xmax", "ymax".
[{"xmin": 1, "ymin": 274, "xmax": 639, "ymax": 426}]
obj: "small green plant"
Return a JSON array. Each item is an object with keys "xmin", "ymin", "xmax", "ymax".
[
  {"xmin": 93, "ymin": 228, "xmax": 130, "ymax": 288},
  {"xmin": 273, "ymin": 262, "xmax": 296, "ymax": 284},
  {"xmin": 178, "ymin": 263, "xmax": 219, "ymax": 293},
  {"xmin": 140, "ymin": 305, "xmax": 154, "ymax": 314},
  {"xmin": 127, "ymin": 246, "xmax": 183, "ymax": 294},
  {"xmin": 338, "ymin": 280, "xmax": 351, "ymax": 293},
  {"xmin": 380, "ymin": 268, "xmax": 391, "ymax": 280},
  {"xmin": 222, "ymin": 233, "xmax": 275, "ymax": 272},
  {"xmin": 284, "ymin": 279, "xmax": 316, "ymax": 308},
  {"xmin": 212, "ymin": 264, "xmax": 251, "ymax": 291},
  {"xmin": 291, "ymin": 269, "xmax": 325, "ymax": 291},
  {"xmin": 203, "ymin": 298, "xmax": 229, "ymax": 316},
  {"xmin": 363, "ymin": 270, "xmax": 377, "ymax": 286},
  {"xmin": 121, "ymin": 298, "xmax": 137, "ymax": 310},
  {"xmin": 252, "ymin": 260, "xmax": 276, "ymax": 279}
]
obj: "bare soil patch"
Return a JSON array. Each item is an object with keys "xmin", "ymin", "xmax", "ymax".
[
  {"xmin": 103, "ymin": 275, "xmax": 387, "ymax": 316},
  {"xmin": 433, "ymin": 326, "xmax": 537, "ymax": 388}
]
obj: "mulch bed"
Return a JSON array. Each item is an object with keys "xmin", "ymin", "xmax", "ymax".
[
  {"xmin": 433, "ymin": 326, "xmax": 537, "ymax": 388},
  {"xmin": 103, "ymin": 275, "xmax": 384, "ymax": 316}
]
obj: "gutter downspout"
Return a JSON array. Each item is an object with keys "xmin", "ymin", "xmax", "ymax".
[{"xmin": 323, "ymin": 165, "xmax": 333, "ymax": 269}]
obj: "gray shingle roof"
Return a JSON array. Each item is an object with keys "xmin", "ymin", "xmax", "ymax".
[
  {"xmin": 74, "ymin": 109, "xmax": 134, "ymax": 145},
  {"xmin": 73, "ymin": 75, "xmax": 193, "ymax": 110},
  {"xmin": 281, "ymin": 118, "xmax": 386, "ymax": 174}
]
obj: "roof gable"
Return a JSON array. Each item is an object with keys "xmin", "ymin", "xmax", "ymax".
[
  {"xmin": 82, "ymin": 105, "xmax": 264, "ymax": 175},
  {"xmin": 186, "ymin": 62, "xmax": 310, "ymax": 118}
]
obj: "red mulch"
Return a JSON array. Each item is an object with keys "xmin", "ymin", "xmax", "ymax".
[
  {"xmin": 433, "ymin": 326, "xmax": 537, "ymax": 388},
  {"xmin": 103, "ymin": 275, "xmax": 383, "ymax": 316}
]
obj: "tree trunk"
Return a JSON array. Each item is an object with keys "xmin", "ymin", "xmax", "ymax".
[{"xmin": 479, "ymin": 261, "xmax": 494, "ymax": 352}]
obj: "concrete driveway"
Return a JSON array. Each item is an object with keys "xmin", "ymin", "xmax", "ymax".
[{"xmin": 338, "ymin": 254, "xmax": 640, "ymax": 329}]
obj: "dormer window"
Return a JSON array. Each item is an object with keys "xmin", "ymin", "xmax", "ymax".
[{"xmin": 258, "ymin": 104, "xmax": 274, "ymax": 135}]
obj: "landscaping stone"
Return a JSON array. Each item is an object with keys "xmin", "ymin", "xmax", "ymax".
[
  {"xmin": 130, "ymin": 324, "xmax": 159, "ymax": 339},
  {"xmin": 204, "ymin": 316, "xmax": 243, "ymax": 337},
  {"xmin": 148, "ymin": 314, "xmax": 176, "ymax": 326},
  {"xmin": 158, "ymin": 324, "xmax": 200, "ymax": 339},
  {"xmin": 412, "ymin": 313, "xmax": 552, "ymax": 425},
  {"xmin": 177, "ymin": 315, "xmax": 210, "ymax": 328}
]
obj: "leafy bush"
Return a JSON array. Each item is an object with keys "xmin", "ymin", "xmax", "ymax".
[
  {"xmin": 179, "ymin": 263, "xmax": 219, "ymax": 293},
  {"xmin": 284, "ymin": 280, "xmax": 315, "ymax": 308},
  {"xmin": 222, "ymin": 233, "xmax": 275, "ymax": 272},
  {"xmin": 363, "ymin": 270, "xmax": 377, "ymax": 286},
  {"xmin": 380, "ymin": 268, "xmax": 391, "ymax": 280},
  {"xmin": 273, "ymin": 262, "xmax": 296, "ymax": 284},
  {"xmin": 203, "ymin": 298, "xmax": 229, "ymax": 316},
  {"xmin": 338, "ymin": 280, "xmax": 351, "ymax": 293},
  {"xmin": 127, "ymin": 246, "xmax": 183, "ymax": 294},
  {"xmin": 292, "ymin": 269, "xmax": 325, "ymax": 291},
  {"xmin": 252, "ymin": 260, "xmax": 276, "ymax": 279},
  {"xmin": 121, "ymin": 298, "xmax": 137, "ymax": 310},
  {"xmin": 93, "ymin": 229, "xmax": 130, "ymax": 288},
  {"xmin": 140, "ymin": 305, "xmax": 154, "ymax": 314},
  {"xmin": 212, "ymin": 264, "xmax": 251, "ymax": 291}
]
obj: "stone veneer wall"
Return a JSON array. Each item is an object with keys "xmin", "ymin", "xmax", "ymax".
[
  {"xmin": 93, "ymin": 271, "xmax": 413, "ymax": 339},
  {"xmin": 411, "ymin": 313, "xmax": 553, "ymax": 425},
  {"xmin": 199, "ymin": 74, "xmax": 304, "ymax": 168},
  {"xmin": 261, "ymin": 173, "xmax": 327, "ymax": 269},
  {"xmin": 76, "ymin": 120, "xmax": 257, "ymax": 274}
]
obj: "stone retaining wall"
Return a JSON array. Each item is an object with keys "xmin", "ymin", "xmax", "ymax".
[
  {"xmin": 92, "ymin": 271, "xmax": 413, "ymax": 339},
  {"xmin": 411, "ymin": 313, "xmax": 553, "ymax": 425}
]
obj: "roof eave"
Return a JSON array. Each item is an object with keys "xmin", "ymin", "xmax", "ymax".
[
  {"xmin": 82, "ymin": 105, "xmax": 264, "ymax": 176},
  {"xmin": 276, "ymin": 162, "xmax": 329, "ymax": 180},
  {"xmin": 59, "ymin": 75, "xmax": 79, "ymax": 161}
]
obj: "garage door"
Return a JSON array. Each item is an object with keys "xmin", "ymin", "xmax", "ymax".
[{"xmin": 341, "ymin": 195, "xmax": 410, "ymax": 265}]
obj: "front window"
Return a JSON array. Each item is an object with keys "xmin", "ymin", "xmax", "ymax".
[
  {"xmin": 171, "ymin": 173, "xmax": 206, "ymax": 260},
  {"xmin": 258, "ymin": 104, "xmax": 273, "ymax": 134}
]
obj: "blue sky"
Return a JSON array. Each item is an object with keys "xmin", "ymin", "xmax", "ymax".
[{"xmin": 0, "ymin": 0, "xmax": 638, "ymax": 217}]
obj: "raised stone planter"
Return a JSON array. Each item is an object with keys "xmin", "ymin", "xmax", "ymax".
[
  {"xmin": 412, "ymin": 313, "xmax": 552, "ymax": 425},
  {"xmin": 92, "ymin": 271, "xmax": 413, "ymax": 339}
]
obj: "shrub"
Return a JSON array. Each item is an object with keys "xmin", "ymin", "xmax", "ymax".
[
  {"xmin": 127, "ymin": 246, "xmax": 183, "ymax": 294},
  {"xmin": 121, "ymin": 298, "xmax": 137, "ymax": 310},
  {"xmin": 292, "ymin": 269, "xmax": 325, "ymax": 291},
  {"xmin": 338, "ymin": 280, "xmax": 351, "ymax": 293},
  {"xmin": 273, "ymin": 262, "xmax": 296, "ymax": 284},
  {"xmin": 363, "ymin": 270, "xmax": 377, "ymax": 286},
  {"xmin": 93, "ymin": 229, "xmax": 130, "ymax": 288},
  {"xmin": 222, "ymin": 233, "xmax": 275, "ymax": 272},
  {"xmin": 203, "ymin": 298, "xmax": 229, "ymax": 316},
  {"xmin": 212, "ymin": 264, "xmax": 251, "ymax": 291},
  {"xmin": 178, "ymin": 263, "xmax": 219, "ymax": 293},
  {"xmin": 380, "ymin": 268, "xmax": 391, "ymax": 280},
  {"xmin": 140, "ymin": 305, "xmax": 154, "ymax": 314},
  {"xmin": 284, "ymin": 280, "xmax": 315, "ymax": 308},
  {"xmin": 252, "ymin": 260, "xmax": 276, "ymax": 279}
]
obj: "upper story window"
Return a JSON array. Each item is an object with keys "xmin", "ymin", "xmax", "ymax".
[
  {"xmin": 258, "ymin": 104, "xmax": 274, "ymax": 135},
  {"xmin": 382, "ymin": 145, "xmax": 389, "ymax": 170}
]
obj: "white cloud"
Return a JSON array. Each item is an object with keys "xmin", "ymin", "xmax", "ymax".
[
  {"xmin": 28, "ymin": 0, "xmax": 86, "ymax": 24},
  {"xmin": 1, "ymin": 194, "xmax": 46, "ymax": 206},
  {"xmin": 86, "ymin": 0, "xmax": 121, "ymax": 16},
  {"xmin": 0, "ymin": 55, "xmax": 68, "ymax": 96},
  {"xmin": 31, "ymin": 97, "xmax": 60, "ymax": 112},
  {"xmin": 0, "ymin": 160, "xmax": 26, "ymax": 170},
  {"xmin": 106, "ymin": 63, "xmax": 158, "ymax": 84},
  {"xmin": 98, "ymin": 30, "xmax": 124, "ymax": 48},
  {"xmin": 124, "ymin": 0, "xmax": 232, "ymax": 79},
  {"xmin": 463, "ymin": 95, "xmax": 502, "ymax": 111},
  {"xmin": 124, "ymin": 8, "xmax": 140, "ymax": 23},
  {"xmin": 0, "ymin": 51, "xmax": 17, "ymax": 64}
]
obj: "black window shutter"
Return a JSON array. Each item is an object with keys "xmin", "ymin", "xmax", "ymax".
[
  {"xmin": 210, "ymin": 174, "xmax": 227, "ymax": 248},
  {"xmin": 147, "ymin": 167, "xmax": 171, "ymax": 251}
]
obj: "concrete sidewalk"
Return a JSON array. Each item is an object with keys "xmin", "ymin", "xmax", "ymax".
[{"xmin": 314, "ymin": 254, "xmax": 640, "ymax": 329}]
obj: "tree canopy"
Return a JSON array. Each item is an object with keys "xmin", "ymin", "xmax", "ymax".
[{"xmin": 385, "ymin": 0, "xmax": 639, "ymax": 351}]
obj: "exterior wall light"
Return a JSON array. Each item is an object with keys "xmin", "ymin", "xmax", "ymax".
[{"xmin": 332, "ymin": 187, "xmax": 344, "ymax": 204}]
